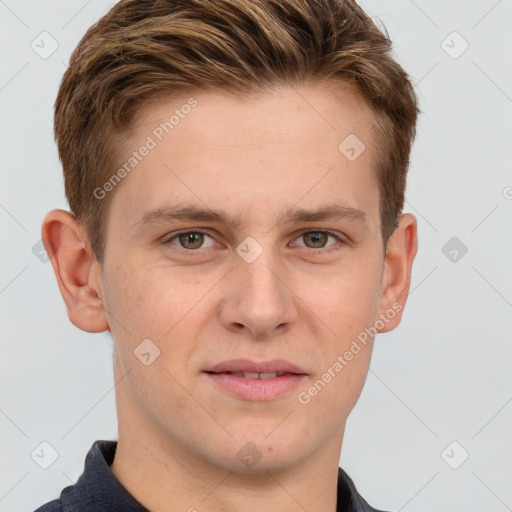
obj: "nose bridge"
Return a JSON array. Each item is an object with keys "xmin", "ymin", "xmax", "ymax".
[
  {"xmin": 220, "ymin": 235, "xmax": 297, "ymax": 337},
  {"xmin": 237, "ymin": 237, "xmax": 286, "ymax": 306}
]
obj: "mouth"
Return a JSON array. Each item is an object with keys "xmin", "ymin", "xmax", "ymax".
[
  {"xmin": 205, "ymin": 358, "xmax": 308, "ymax": 376},
  {"xmin": 205, "ymin": 371, "xmax": 301, "ymax": 379},
  {"xmin": 203, "ymin": 359, "xmax": 308, "ymax": 401}
]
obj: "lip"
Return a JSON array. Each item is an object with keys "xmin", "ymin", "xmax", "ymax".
[
  {"xmin": 203, "ymin": 358, "xmax": 308, "ymax": 401},
  {"xmin": 206, "ymin": 358, "xmax": 308, "ymax": 375},
  {"xmin": 204, "ymin": 372, "xmax": 308, "ymax": 401}
]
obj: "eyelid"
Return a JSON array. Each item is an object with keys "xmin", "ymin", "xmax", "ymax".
[
  {"xmin": 292, "ymin": 228, "xmax": 345, "ymax": 243},
  {"xmin": 162, "ymin": 228, "xmax": 218, "ymax": 247},
  {"xmin": 290, "ymin": 228, "xmax": 346, "ymax": 253},
  {"xmin": 162, "ymin": 228, "xmax": 346, "ymax": 253}
]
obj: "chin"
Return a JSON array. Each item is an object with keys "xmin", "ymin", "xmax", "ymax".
[
  {"xmin": 204, "ymin": 434, "xmax": 306, "ymax": 475},
  {"xmin": 218, "ymin": 451, "xmax": 302, "ymax": 475}
]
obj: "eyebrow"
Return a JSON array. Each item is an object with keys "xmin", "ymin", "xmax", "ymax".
[{"xmin": 134, "ymin": 203, "xmax": 367, "ymax": 230}]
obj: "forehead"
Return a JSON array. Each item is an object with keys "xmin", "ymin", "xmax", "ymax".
[
  {"xmin": 134, "ymin": 81, "xmax": 377, "ymax": 154},
  {"xmin": 108, "ymin": 83, "xmax": 381, "ymax": 231}
]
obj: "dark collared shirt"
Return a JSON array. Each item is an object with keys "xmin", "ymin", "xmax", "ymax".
[{"xmin": 33, "ymin": 440, "xmax": 389, "ymax": 512}]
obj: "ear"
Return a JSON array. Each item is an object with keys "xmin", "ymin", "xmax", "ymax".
[
  {"xmin": 41, "ymin": 209, "xmax": 109, "ymax": 333},
  {"xmin": 377, "ymin": 213, "xmax": 418, "ymax": 333}
]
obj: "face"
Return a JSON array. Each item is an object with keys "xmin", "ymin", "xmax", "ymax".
[{"xmin": 95, "ymin": 83, "xmax": 395, "ymax": 473}]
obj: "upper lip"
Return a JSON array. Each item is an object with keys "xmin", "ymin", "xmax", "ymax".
[{"xmin": 206, "ymin": 358, "xmax": 308, "ymax": 375}]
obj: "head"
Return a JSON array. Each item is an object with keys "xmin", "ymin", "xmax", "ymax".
[{"xmin": 43, "ymin": 0, "xmax": 419, "ymax": 476}]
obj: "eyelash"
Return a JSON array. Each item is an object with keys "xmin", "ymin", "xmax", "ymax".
[{"xmin": 162, "ymin": 229, "xmax": 345, "ymax": 257}]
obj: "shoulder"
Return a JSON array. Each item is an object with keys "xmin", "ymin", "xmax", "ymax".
[
  {"xmin": 30, "ymin": 439, "xmax": 117, "ymax": 512},
  {"xmin": 32, "ymin": 500, "xmax": 63, "ymax": 512},
  {"xmin": 338, "ymin": 466, "xmax": 392, "ymax": 512}
]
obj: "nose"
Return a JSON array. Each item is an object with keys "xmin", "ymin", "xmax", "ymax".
[{"xmin": 217, "ymin": 245, "xmax": 299, "ymax": 340}]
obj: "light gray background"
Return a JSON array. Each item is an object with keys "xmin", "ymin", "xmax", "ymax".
[{"xmin": 1, "ymin": 1, "xmax": 511, "ymax": 511}]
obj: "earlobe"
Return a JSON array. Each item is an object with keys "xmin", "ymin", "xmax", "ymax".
[
  {"xmin": 377, "ymin": 213, "xmax": 418, "ymax": 333},
  {"xmin": 41, "ymin": 209, "xmax": 109, "ymax": 333}
]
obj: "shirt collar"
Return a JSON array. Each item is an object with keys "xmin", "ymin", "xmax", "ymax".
[
  {"xmin": 56, "ymin": 440, "xmax": 381, "ymax": 512},
  {"xmin": 60, "ymin": 440, "xmax": 149, "ymax": 512}
]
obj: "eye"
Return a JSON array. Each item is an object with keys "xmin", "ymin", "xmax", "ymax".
[
  {"xmin": 293, "ymin": 230, "xmax": 343, "ymax": 253},
  {"xmin": 162, "ymin": 229, "xmax": 345, "ymax": 255},
  {"xmin": 164, "ymin": 230, "xmax": 216, "ymax": 250}
]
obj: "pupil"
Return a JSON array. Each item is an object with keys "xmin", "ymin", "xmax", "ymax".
[
  {"xmin": 306, "ymin": 232, "xmax": 326, "ymax": 248},
  {"xmin": 180, "ymin": 232, "xmax": 203, "ymax": 249}
]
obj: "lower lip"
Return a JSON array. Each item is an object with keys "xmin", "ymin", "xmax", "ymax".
[{"xmin": 204, "ymin": 372, "xmax": 308, "ymax": 401}]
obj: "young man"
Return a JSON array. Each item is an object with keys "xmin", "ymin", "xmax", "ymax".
[{"xmin": 35, "ymin": 0, "xmax": 419, "ymax": 510}]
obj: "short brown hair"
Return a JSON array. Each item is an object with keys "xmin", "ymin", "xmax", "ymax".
[{"xmin": 54, "ymin": 0, "xmax": 420, "ymax": 263}]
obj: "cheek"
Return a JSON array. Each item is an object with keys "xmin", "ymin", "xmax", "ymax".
[
  {"xmin": 303, "ymin": 331, "xmax": 375, "ymax": 429},
  {"xmin": 103, "ymin": 258, "xmax": 186, "ymax": 337},
  {"xmin": 103, "ymin": 259, "xmax": 209, "ymax": 379},
  {"xmin": 295, "ymin": 260, "xmax": 381, "ymax": 411},
  {"xmin": 301, "ymin": 262, "xmax": 382, "ymax": 336}
]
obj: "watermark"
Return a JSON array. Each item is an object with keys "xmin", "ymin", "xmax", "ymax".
[
  {"xmin": 236, "ymin": 236, "xmax": 264, "ymax": 263},
  {"xmin": 297, "ymin": 302, "xmax": 402, "ymax": 405},
  {"xmin": 503, "ymin": 186, "xmax": 512, "ymax": 200},
  {"xmin": 31, "ymin": 31, "xmax": 59, "ymax": 60},
  {"xmin": 93, "ymin": 96, "xmax": 198, "ymax": 200},
  {"xmin": 442, "ymin": 236, "xmax": 468, "ymax": 263},
  {"xmin": 31, "ymin": 441, "xmax": 59, "ymax": 469},
  {"xmin": 441, "ymin": 31, "xmax": 469, "ymax": 60},
  {"xmin": 32, "ymin": 237, "xmax": 53, "ymax": 263},
  {"xmin": 134, "ymin": 338, "xmax": 161, "ymax": 366},
  {"xmin": 338, "ymin": 133, "xmax": 366, "ymax": 161},
  {"xmin": 441, "ymin": 441, "xmax": 469, "ymax": 469},
  {"xmin": 236, "ymin": 442, "xmax": 262, "ymax": 469}
]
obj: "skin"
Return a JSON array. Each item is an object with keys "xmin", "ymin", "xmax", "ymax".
[{"xmin": 42, "ymin": 83, "xmax": 417, "ymax": 512}]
